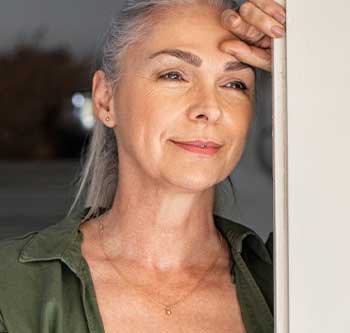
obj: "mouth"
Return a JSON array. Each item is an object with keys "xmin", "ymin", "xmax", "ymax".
[
  {"xmin": 169, "ymin": 139, "xmax": 223, "ymax": 156},
  {"xmin": 170, "ymin": 139, "xmax": 223, "ymax": 148}
]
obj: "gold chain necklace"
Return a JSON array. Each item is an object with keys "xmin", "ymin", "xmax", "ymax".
[{"xmin": 97, "ymin": 215, "xmax": 223, "ymax": 317}]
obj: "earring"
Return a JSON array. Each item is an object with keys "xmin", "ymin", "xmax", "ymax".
[{"xmin": 105, "ymin": 116, "xmax": 110, "ymax": 122}]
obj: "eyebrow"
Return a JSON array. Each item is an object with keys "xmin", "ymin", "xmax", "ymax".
[{"xmin": 148, "ymin": 48, "xmax": 255, "ymax": 74}]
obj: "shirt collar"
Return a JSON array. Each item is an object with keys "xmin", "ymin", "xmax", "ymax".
[{"xmin": 18, "ymin": 207, "xmax": 272, "ymax": 267}]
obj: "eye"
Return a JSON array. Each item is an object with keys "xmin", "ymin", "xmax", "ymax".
[
  {"xmin": 159, "ymin": 71, "xmax": 185, "ymax": 81},
  {"xmin": 223, "ymin": 81, "xmax": 248, "ymax": 91},
  {"xmin": 158, "ymin": 72, "xmax": 248, "ymax": 91}
]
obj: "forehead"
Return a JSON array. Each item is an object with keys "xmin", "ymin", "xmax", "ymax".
[
  {"xmin": 120, "ymin": 3, "xmax": 255, "ymax": 82},
  {"xmin": 133, "ymin": 4, "xmax": 235, "ymax": 56}
]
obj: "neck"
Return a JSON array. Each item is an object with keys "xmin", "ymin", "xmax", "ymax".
[{"xmin": 98, "ymin": 177, "xmax": 225, "ymax": 273}]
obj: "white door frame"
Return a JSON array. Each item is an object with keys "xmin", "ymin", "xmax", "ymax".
[
  {"xmin": 272, "ymin": 0, "xmax": 288, "ymax": 332},
  {"xmin": 273, "ymin": 0, "xmax": 350, "ymax": 332}
]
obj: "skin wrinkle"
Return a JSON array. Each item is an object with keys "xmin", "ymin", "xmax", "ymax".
[
  {"xmin": 138, "ymin": 57, "xmax": 254, "ymax": 107},
  {"xmin": 143, "ymin": 46, "xmax": 255, "ymax": 92},
  {"xmin": 148, "ymin": 48, "xmax": 255, "ymax": 74}
]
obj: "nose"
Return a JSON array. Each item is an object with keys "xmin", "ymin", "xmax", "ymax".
[{"xmin": 187, "ymin": 85, "xmax": 222, "ymax": 124}]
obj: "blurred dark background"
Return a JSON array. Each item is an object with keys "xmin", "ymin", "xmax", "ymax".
[{"xmin": 0, "ymin": 0, "xmax": 273, "ymax": 241}]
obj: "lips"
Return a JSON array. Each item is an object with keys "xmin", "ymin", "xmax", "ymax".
[{"xmin": 170, "ymin": 140, "xmax": 222, "ymax": 148}]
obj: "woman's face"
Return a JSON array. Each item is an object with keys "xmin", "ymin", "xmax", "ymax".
[{"xmin": 103, "ymin": 4, "xmax": 255, "ymax": 192}]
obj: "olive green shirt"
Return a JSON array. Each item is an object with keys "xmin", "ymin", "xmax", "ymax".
[{"xmin": 0, "ymin": 208, "xmax": 274, "ymax": 332}]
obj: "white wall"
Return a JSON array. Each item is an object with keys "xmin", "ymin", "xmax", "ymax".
[{"xmin": 285, "ymin": 0, "xmax": 350, "ymax": 331}]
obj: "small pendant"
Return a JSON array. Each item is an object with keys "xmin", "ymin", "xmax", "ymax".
[{"xmin": 165, "ymin": 307, "xmax": 172, "ymax": 316}]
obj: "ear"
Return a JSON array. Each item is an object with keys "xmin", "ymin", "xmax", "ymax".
[{"xmin": 92, "ymin": 70, "xmax": 116, "ymax": 128}]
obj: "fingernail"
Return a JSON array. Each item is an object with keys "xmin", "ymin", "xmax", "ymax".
[
  {"xmin": 275, "ymin": 12, "xmax": 286, "ymax": 24},
  {"xmin": 271, "ymin": 25, "xmax": 285, "ymax": 37}
]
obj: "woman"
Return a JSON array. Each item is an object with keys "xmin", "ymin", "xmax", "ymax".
[{"xmin": 0, "ymin": 0, "xmax": 285, "ymax": 332}]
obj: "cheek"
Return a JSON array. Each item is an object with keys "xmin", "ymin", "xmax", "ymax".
[
  {"xmin": 224, "ymin": 96, "xmax": 254, "ymax": 137},
  {"xmin": 224, "ymin": 101, "xmax": 254, "ymax": 163},
  {"xmin": 114, "ymin": 81, "xmax": 174, "ymax": 155}
]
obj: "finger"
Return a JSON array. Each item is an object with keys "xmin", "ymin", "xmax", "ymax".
[
  {"xmin": 222, "ymin": 10, "xmax": 266, "ymax": 45},
  {"xmin": 220, "ymin": 39, "xmax": 271, "ymax": 72},
  {"xmin": 249, "ymin": 0, "xmax": 286, "ymax": 24},
  {"xmin": 239, "ymin": 2, "xmax": 285, "ymax": 38},
  {"xmin": 255, "ymin": 35, "xmax": 272, "ymax": 49}
]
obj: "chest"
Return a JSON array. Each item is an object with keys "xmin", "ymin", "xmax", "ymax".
[{"xmin": 89, "ymin": 265, "xmax": 246, "ymax": 333}]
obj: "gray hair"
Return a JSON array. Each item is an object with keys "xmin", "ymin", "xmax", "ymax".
[{"xmin": 67, "ymin": 0, "xmax": 242, "ymax": 221}]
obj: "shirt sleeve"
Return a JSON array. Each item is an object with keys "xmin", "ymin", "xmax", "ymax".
[{"xmin": 0, "ymin": 311, "xmax": 7, "ymax": 333}]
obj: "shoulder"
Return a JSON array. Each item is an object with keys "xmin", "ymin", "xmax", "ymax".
[
  {"xmin": 241, "ymin": 231, "xmax": 274, "ymax": 314},
  {"xmin": 0, "ymin": 214, "xmax": 80, "ymax": 298},
  {"xmin": 0, "ymin": 212, "xmax": 95, "ymax": 332},
  {"xmin": 0, "ymin": 229, "xmax": 50, "ymax": 296},
  {"xmin": 0, "ymin": 231, "xmax": 41, "ymax": 325},
  {"xmin": 0, "ymin": 216, "xmax": 84, "ymax": 331},
  {"xmin": 214, "ymin": 214, "xmax": 273, "ymax": 264},
  {"xmin": 0, "ymin": 231, "xmax": 39, "ymax": 275},
  {"xmin": 214, "ymin": 215, "xmax": 274, "ymax": 313}
]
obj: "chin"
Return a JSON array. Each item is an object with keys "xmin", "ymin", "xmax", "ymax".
[{"xmin": 165, "ymin": 171, "xmax": 221, "ymax": 193}]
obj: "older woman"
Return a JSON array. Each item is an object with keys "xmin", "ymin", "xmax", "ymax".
[{"xmin": 0, "ymin": 0, "xmax": 285, "ymax": 332}]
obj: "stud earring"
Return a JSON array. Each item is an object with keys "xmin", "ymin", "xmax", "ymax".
[{"xmin": 105, "ymin": 116, "xmax": 110, "ymax": 122}]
